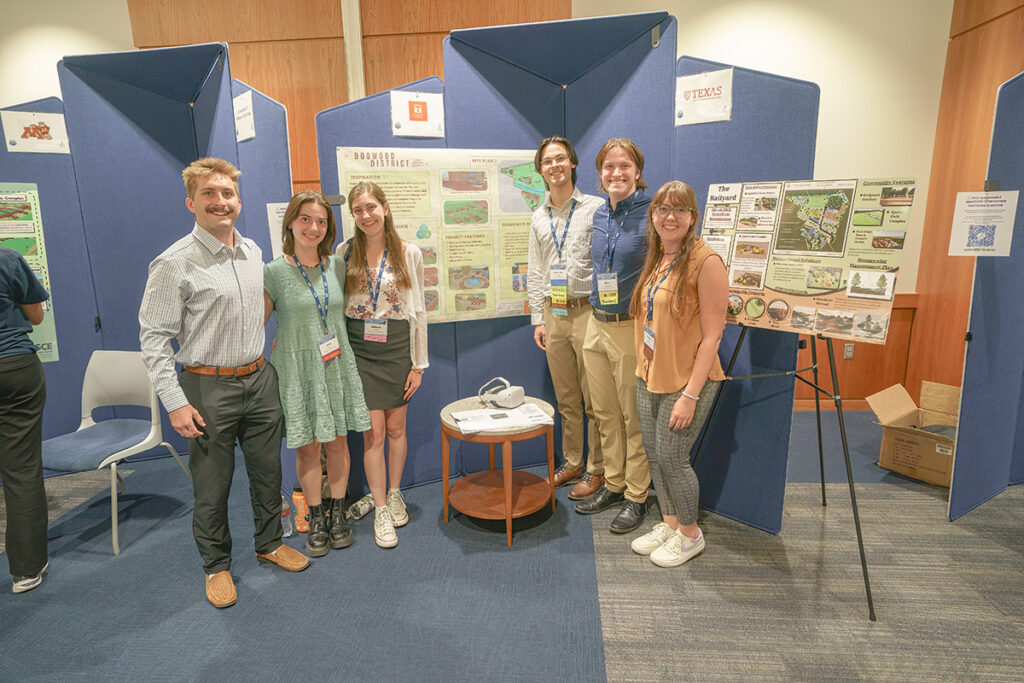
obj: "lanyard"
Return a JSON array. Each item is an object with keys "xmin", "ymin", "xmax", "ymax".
[
  {"xmin": 365, "ymin": 248, "xmax": 389, "ymax": 314},
  {"xmin": 604, "ymin": 203, "xmax": 631, "ymax": 272},
  {"xmin": 647, "ymin": 254, "xmax": 679, "ymax": 323},
  {"xmin": 547, "ymin": 198, "xmax": 577, "ymax": 261},
  {"xmin": 293, "ymin": 255, "xmax": 330, "ymax": 332}
]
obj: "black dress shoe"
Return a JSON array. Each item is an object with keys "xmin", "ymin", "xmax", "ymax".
[
  {"xmin": 574, "ymin": 487, "xmax": 625, "ymax": 515},
  {"xmin": 609, "ymin": 500, "xmax": 646, "ymax": 534}
]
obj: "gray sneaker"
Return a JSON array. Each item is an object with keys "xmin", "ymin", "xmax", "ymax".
[
  {"xmin": 347, "ymin": 493, "xmax": 374, "ymax": 520},
  {"xmin": 12, "ymin": 561, "xmax": 48, "ymax": 594},
  {"xmin": 387, "ymin": 488, "xmax": 408, "ymax": 527},
  {"xmin": 374, "ymin": 505, "xmax": 398, "ymax": 548},
  {"xmin": 630, "ymin": 522, "xmax": 674, "ymax": 556}
]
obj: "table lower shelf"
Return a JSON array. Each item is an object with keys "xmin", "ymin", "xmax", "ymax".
[{"xmin": 448, "ymin": 470, "xmax": 552, "ymax": 520}]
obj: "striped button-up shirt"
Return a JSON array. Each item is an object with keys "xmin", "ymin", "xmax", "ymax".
[
  {"xmin": 526, "ymin": 187, "xmax": 603, "ymax": 325},
  {"xmin": 139, "ymin": 224, "xmax": 265, "ymax": 413}
]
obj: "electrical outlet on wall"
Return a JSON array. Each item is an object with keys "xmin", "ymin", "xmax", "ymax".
[{"xmin": 844, "ymin": 343, "xmax": 855, "ymax": 359}]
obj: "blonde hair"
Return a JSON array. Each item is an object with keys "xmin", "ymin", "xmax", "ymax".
[{"xmin": 181, "ymin": 157, "xmax": 240, "ymax": 199}]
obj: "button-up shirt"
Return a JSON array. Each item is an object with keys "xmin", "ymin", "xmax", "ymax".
[
  {"xmin": 139, "ymin": 223, "xmax": 265, "ymax": 412},
  {"xmin": 590, "ymin": 189, "xmax": 651, "ymax": 315},
  {"xmin": 526, "ymin": 187, "xmax": 602, "ymax": 325}
]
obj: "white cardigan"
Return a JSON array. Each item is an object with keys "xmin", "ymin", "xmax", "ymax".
[{"xmin": 337, "ymin": 240, "xmax": 428, "ymax": 370}]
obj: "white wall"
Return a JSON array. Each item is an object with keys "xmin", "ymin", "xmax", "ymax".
[
  {"xmin": 0, "ymin": 0, "xmax": 134, "ymax": 109},
  {"xmin": 573, "ymin": 0, "xmax": 953, "ymax": 293}
]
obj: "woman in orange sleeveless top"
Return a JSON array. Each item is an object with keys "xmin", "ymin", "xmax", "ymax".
[{"xmin": 627, "ymin": 181, "xmax": 728, "ymax": 567}]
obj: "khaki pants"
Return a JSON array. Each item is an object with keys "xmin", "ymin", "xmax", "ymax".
[
  {"xmin": 582, "ymin": 316, "xmax": 650, "ymax": 503},
  {"xmin": 543, "ymin": 302, "xmax": 602, "ymax": 474}
]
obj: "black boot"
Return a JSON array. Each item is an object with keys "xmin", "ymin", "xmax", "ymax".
[
  {"xmin": 305, "ymin": 503, "xmax": 329, "ymax": 557},
  {"xmin": 328, "ymin": 497, "xmax": 353, "ymax": 549}
]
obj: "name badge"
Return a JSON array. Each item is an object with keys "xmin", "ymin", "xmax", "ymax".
[
  {"xmin": 364, "ymin": 318, "xmax": 388, "ymax": 343},
  {"xmin": 597, "ymin": 272, "xmax": 618, "ymax": 306},
  {"xmin": 319, "ymin": 333, "xmax": 341, "ymax": 362},
  {"xmin": 643, "ymin": 325, "xmax": 655, "ymax": 360},
  {"xmin": 549, "ymin": 264, "xmax": 568, "ymax": 316}
]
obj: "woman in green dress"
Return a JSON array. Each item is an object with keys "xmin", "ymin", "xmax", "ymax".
[{"xmin": 264, "ymin": 190, "xmax": 371, "ymax": 557}]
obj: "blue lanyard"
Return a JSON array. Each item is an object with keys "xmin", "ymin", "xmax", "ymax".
[
  {"xmin": 647, "ymin": 254, "xmax": 679, "ymax": 323},
  {"xmin": 604, "ymin": 204, "xmax": 631, "ymax": 272},
  {"xmin": 365, "ymin": 248, "xmax": 389, "ymax": 314},
  {"xmin": 547, "ymin": 199, "xmax": 577, "ymax": 261},
  {"xmin": 293, "ymin": 255, "xmax": 329, "ymax": 332}
]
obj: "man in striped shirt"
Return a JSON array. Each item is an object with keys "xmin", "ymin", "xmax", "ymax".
[
  {"xmin": 527, "ymin": 137, "xmax": 605, "ymax": 501},
  {"xmin": 139, "ymin": 158, "xmax": 308, "ymax": 609}
]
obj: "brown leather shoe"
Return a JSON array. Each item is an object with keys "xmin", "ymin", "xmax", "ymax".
[
  {"xmin": 255, "ymin": 544, "xmax": 310, "ymax": 572},
  {"xmin": 205, "ymin": 570, "xmax": 236, "ymax": 608},
  {"xmin": 568, "ymin": 472, "xmax": 604, "ymax": 500},
  {"xmin": 550, "ymin": 464, "xmax": 584, "ymax": 488}
]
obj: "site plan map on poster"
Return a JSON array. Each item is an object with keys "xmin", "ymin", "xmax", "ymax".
[
  {"xmin": 337, "ymin": 147, "xmax": 542, "ymax": 322},
  {"xmin": 703, "ymin": 177, "xmax": 914, "ymax": 344},
  {"xmin": 0, "ymin": 182, "xmax": 58, "ymax": 361}
]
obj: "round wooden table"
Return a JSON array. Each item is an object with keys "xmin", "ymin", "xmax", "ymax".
[{"xmin": 440, "ymin": 396, "xmax": 556, "ymax": 546}]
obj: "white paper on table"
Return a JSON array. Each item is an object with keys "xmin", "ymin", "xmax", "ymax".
[
  {"xmin": 1, "ymin": 111, "xmax": 70, "ymax": 154},
  {"xmin": 675, "ymin": 68, "xmax": 733, "ymax": 126},
  {"xmin": 266, "ymin": 202, "xmax": 289, "ymax": 259},
  {"xmin": 948, "ymin": 190, "xmax": 1018, "ymax": 256},
  {"xmin": 390, "ymin": 91, "xmax": 445, "ymax": 138},
  {"xmin": 233, "ymin": 90, "xmax": 255, "ymax": 142},
  {"xmin": 450, "ymin": 404, "xmax": 552, "ymax": 433}
]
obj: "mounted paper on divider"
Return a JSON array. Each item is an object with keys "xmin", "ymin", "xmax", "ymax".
[
  {"xmin": 266, "ymin": 202, "xmax": 288, "ymax": 259},
  {"xmin": 675, "ymin": 68, "xmax": 733, "ymax": 126},
  {"xmin": 233, "ymin": 90, "xmax": 255, "ymax": 142},
  {"xmin": 947, "ymin": 191, "xmax": 1018, "ymax": 256},
  {"xmin": 1, "ymin": 111, "xmax": 70, "ymax": 154},
  {"xmin": 390, "ymin": 91, "xmax": 444, "ymax": 138}
]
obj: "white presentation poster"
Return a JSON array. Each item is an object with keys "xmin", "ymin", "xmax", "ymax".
[
  {"xmin": 337, "ymin": 147, "xmax": 546, "ymax": 322},
  {"xmin": 1, "ymin": 111, "xmax": 70, "ymax": 154},
  {"xmin": 265, "ymin": 202, "xmax": 288, "ymax": 259},
  {"xmin": 948, "ymin": 190, "xmax": 1019, "ymax": 256},
  {"xmin": 233, "ymin": 90, "xmax": 255, "ymax": 142}
]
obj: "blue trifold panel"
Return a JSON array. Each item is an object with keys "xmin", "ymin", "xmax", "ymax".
[
  {"xmin": 950, "ymin": 70, "xmax": 1024, "ymax": 519},
  {"xmin": 315, "ymin": 78, "xmax": 459, "ymax": 492},
  {"xmin": 57, "ymin": 44, "xmax": 270, "ymax": 456},
  {"xmin": 0, "ymin": 97, "xmax": 102, "ymax": 438},
  {"xmin": 675, "ymin": 56, "xmax": 820, "ymax": 533}
]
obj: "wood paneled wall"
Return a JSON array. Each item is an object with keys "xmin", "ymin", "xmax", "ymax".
[
  {"xmin": 126, "ymin": 0, "xmax": 571, "ymax": 192},
  {"xmin": 127, "ymin": 0, "xmax": 347, "ymax": 194},
  {"xmin": 904, "ymin": 0, "xmax": 1024, "ymax": 401},
  {"xmin": 360, "ymin": 0, "xmax": 572, "ymax": 95}
]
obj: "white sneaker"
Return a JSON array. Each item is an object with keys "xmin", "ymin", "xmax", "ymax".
[
  {"xmin": 631, "ymin": 522, "xmax": 674, "ymax": 556},
  {"xmin": 374, "ymin": 505, "xmax": 398, "ymax": 548},
  {"xmin": 12, "ymin": 561, "xmax": 48, "ymax": 594},
  {"xmin": 387, "ymin": 488, "xmax": 409, "ymax": 527},
  {"xmin": 650, "ymin": 529, "xmax": 704, "ymax": 568}
]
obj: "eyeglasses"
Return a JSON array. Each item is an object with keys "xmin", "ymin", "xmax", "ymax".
[
  {"xmin": 541, "ymin": 154, "xmax": 569, "ymax": 167},
  {"xmin": 653, "ymin": 205, "xmax": 692, "ymax": 218},
  {"xmin": 296, "ymin": 215, "xmax": 328, "ymax": 227}
]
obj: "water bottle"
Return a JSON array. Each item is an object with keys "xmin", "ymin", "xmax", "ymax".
[{"xmin": 280, "ymin": 494, "xmax": 294, "ymax": 538}]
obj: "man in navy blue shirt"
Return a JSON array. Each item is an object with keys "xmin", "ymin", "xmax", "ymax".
[
  {"xmin": 576, "ymin": 139, "xmax": 652, "ymax": 535},
  {"xmin": 0, "ymin": 246, "xmax": 50, "ymax": 593}
]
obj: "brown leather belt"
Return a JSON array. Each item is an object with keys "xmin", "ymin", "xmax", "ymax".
[
  {"xmin": 592, "ymin": 309, "xmax": 631, "ymax": 323},
  {"xmin": 546, "ymin": 296, "xmax": 590, "ymax": 309},
  {"xmin": 184, "ymin": 355, "xmax": 264, "ymax": 377}
]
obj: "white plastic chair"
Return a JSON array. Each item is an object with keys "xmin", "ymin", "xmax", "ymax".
[{"xmin": 41, "ymin": 350, "xmax": 191, "ymax": 554}]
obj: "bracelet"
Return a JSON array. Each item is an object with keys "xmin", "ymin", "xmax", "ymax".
[
  {"xmin": 411, "ymin": 368, "xmax": 425, "ymax": 375},
  {"xmin": 681, "ymin": 390, "xmax": 699, "ymax": 401}
]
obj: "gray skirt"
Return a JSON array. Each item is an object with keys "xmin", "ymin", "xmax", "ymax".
[{"xmin": 346, "ymin": 317, "xmax": 412, "ymax": 411}]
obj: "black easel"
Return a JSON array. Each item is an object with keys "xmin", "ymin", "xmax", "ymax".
[{"xmin": 690, "ymin": 325, "xmax": 877, "ymax": 621}]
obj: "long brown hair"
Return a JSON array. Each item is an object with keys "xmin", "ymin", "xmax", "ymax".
[
  {"xmin": 629, "ymin": 181, "xmax": 701, "ymax": 319},
  {"xmin": 344, "ymin": 181, "xmax": 412, "ymax": 294},
  {"xmin": 281, "ymin": 190, "xmax": 336, "ymax": 258}
]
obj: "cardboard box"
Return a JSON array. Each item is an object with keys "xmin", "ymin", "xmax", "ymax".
[{"xmin": 865, "ymin": 381, "xmax": 960, "ymax": 486}]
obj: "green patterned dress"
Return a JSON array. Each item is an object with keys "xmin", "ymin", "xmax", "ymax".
[{"xmin": 264, "ymin": 255, "xmax": 370, "ymax": 448}]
